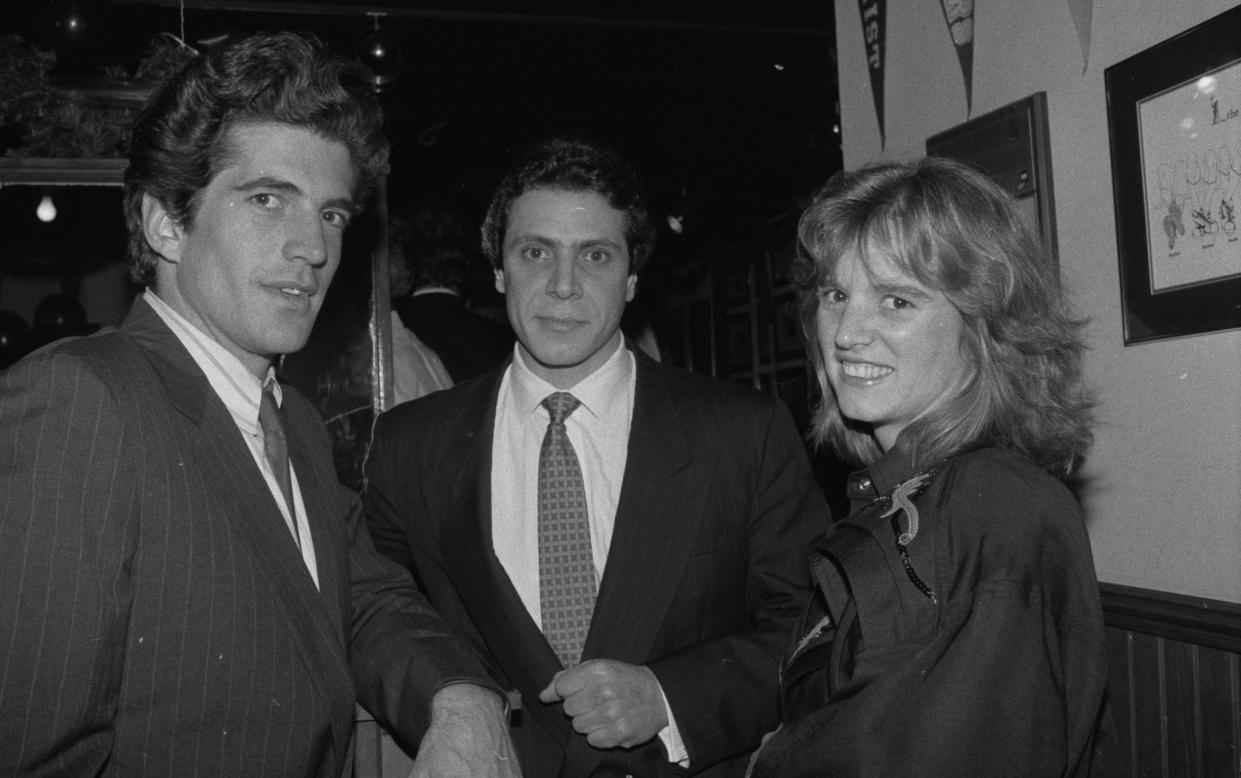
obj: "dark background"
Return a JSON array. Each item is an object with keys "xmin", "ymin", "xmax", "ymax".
[
  {"xmin": 4, "ymin": 0, "xmax": 840, "ymax": 280},
  {"xmin": 2, "ymin": 0, "xmax": 844, "ymax": 498}
]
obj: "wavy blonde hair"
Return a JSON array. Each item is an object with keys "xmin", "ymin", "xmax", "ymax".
[{"xmin": 794, "ymin": 157, "xmax": 1095, "ymax": 476}]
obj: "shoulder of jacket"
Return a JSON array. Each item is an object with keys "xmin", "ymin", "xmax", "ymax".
[
  {"xmin": 641, "ymin": 356, "xmax": 778, "ymax": 410},
  {"xmin": 930, "ymin": 447, "xmax": 1082, "ymax": 544}
]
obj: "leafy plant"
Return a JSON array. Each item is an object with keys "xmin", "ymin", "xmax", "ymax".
[{"xmin": 0, "ymin": 34, "xmax": 196, "ymax": 158}]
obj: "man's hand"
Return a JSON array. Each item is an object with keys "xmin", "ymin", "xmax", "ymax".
[
  {"xmin": 411, "ymin": 684, "xmax": 521, "ymax": 778},
  {"xmin": 538, "ymin": 659, "xmax": 668, "ymax": 749}
]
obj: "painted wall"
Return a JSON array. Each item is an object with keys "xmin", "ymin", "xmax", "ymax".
[{"xmin": 833, "ymin": 0, "xmax": 1241, "ymax": 602}]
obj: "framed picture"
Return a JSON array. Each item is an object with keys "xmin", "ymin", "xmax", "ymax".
[
  {"xmin": 927, "ymin": 92, "xmax": 1057, "ymax": 262},
  {"xmin": 1105, "ymin": 5, "xmax": 1241, "ymax": 345}
]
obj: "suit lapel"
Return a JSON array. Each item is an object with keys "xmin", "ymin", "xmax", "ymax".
[
  {"xmin": 561, "ymin": 353, "xmax": 712, "ymax": 775},
  {"xmin": 123, "ymin": 300, "xmax": 356, "ymax": 741},
  {"xmin": 428, "ymin": 355, "xmax": 714, "ymax": 764},
  {"xmin": 430, "ymin": 369, "xmax": 573, "ymax": 744},
  {"xmin": 283, "ymin": 401, "xmax": 349, "ymax": 658},
  {"xmin": 584, "ymin": 354, "xmax": 709, "ymax": 663}
]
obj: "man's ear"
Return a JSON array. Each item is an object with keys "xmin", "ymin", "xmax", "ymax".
[
  {"xmin": 625, "ymin": 273, "xmax": 638, "ymax": 302},
  {"xmin": 494, "ymin": 267, "xmax": 507, "ymax": 295},
  {"xmin": 141, "ymin": 192, "xmax": 184, "ymax": 263}
]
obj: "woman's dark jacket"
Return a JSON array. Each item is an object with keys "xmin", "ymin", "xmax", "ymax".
[{"xmin": 750, "ymin": 446, "xmax": 1116, "ymax": 777}]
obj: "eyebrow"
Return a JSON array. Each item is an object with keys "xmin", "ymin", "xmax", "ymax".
[
  {"xmin": 870, "ymin": 279, "xmax": 934, "ymax": 301},
  {"xmin": 233, "ymin": 176, "xmax": 358, "ymax": 214},
  {"xmin": 507, "ymin": 233, "xmax": 626, "ymax": 252},
  {"xmin": 822, "ymin": 267, "xmax": 933, "ymax": 300}
]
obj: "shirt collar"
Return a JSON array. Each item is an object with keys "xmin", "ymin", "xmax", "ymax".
[
  {"xmin": 411, "ymin": 286, "xmax": 459, "ymax": 298},
  {"xmin": 845, "ymin": 443, "xmax": 919, "ymax": 510},
  {"xmin": 509, "ymin": 336, "xmax": 633, "ymax": 421},
  {"xmin": 143, "ymin": 288, "xmax": 280, "ymax": 430}
]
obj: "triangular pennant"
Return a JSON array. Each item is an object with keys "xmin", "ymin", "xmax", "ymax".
[
  {"xmin": 859, "ymin": 0, "xmax": 887, "ymax": 147},
  {"xmin": 938, "ymin": 0, "xmax": 975, "ymax": 115},
  {"xmin": 1068, "ymin": 0, "xmax": 1093, "ymax": 73}
]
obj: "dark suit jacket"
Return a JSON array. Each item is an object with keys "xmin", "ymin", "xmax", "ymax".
[
  {"xmin": 0, "ymin": 299, "xmax": 494, "ymax": 777},
  {"xmin": 394, "ymin": 291, "xmax": 514, "ymax": 383},
  {"xmin": 364, "ymin": 349, "xmax": 827, "ymax": 777}
]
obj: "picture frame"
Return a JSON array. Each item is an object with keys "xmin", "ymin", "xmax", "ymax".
[
  {"xmin": 927, "ymin": 92, "xmax": 1058, "ymax": 263},
  {"xmin": 1104, "ymin": 5, "xmax": 1241, "ymax": 345}
]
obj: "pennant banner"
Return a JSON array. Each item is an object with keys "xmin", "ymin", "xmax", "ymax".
[
  {"xmin": 1068, "ymin": 0, "xmax": 1093, "ymax": 73},
  {"xmin": 859, "ymin": 0, "xmax": 886, "ymax": 147},
  {"xmin": 938, "ymin": 0, "xmax": 975, "ymax": 115}
]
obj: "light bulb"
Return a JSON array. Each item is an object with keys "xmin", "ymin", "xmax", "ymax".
[
  {"xmin": 357, "ymin": 13, "xmax": 402, "ymax": 90},
  {"xmin": 37, "ymin": 193, "xmax": 57, "ymax": 223}
]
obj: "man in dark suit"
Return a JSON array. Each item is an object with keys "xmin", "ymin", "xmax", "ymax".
[
  {"xmin": 390, "ymin": 206, "xmax": 514, "ymax": 384},
  {"xmin": 364, "ymin": 137, "xmax": 826, "ymax": 776},
  {"xmin": 0, "ymin": 33, "xmax": 519, "ymax": 777}
]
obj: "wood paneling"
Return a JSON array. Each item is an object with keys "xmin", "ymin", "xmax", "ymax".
[
  {"xmin": 356, "ymin": 583, "xmax": 1241, "ymax": 776},
  {"xmin": 1102, "ymin": 583, "xmax": 1241, "ymax": 777}
]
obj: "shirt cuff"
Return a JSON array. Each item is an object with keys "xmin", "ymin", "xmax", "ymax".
[
  {"xmin": 432, "ymin": 678, "xmax": 517, "ymax": 720},
  {"xmin": 656, "ymin": 683, "xmax": 690, "ymax": 767}
]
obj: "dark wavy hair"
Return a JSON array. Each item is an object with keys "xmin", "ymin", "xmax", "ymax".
[
  {"xmin": 122, "ymin": 31, "xmax": 389, "ymax": 285},
  {"xmin": 794, "ymin": 157, "xmax": 1095, "ymax": 476},
  {"xmin": 480, "ymin": 136, "xmax": 656, "ymax": 273}
]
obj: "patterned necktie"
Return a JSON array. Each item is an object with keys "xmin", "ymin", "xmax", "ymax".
[
  {"xmin": 538, "ymin": 391, "xmax": 596, "ymax": 667},
  {"xmin": 258, "ymin": 384, "xmax": 301, "ymax": 550}
]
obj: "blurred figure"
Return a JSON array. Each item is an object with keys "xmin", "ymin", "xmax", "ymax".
[
  {"xmin": 387, "ymin": 214, "xmax": 453, "ymax": 405},
  {"xmin": 621, "ymin": 299, "xmax": 662, "ymax": 361},
  {"xmin": 391, "ymin": 205, "xmax": 514, "ymax": 383},
  {"xmin": 30, "ymin": 292, "xmax": 90, "ymax": 350},
  {"xmin": 747, "ymin": 157, "xmax": 1113, "ymax": 777}
]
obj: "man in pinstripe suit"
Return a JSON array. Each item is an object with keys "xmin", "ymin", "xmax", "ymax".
[{"xmin": 0, "ymin": 33, "xmax": 519, "ymax": 777}]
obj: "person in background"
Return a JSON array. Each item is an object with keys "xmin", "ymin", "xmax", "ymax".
[
  {"xmin": 391, "ymin": 205, "xmax": 514, "ymax": 384},
  {"xmin": 387, "ymin": 213, "xmax": 454, "ymax": 405},
  {"xmin": 0, "ymin": 32, "xmax": 518, "ymax": 777},
  {"xmin": 28, "ymin": 292, "xmax": 92, "ymax": 351},
  {"xmin": 364, "ymin": 136, "xmax": 825, "ymax": 776},
  {"xmin": 747, "ymin": 157, "xmax": 1114, "ymax": 777}
]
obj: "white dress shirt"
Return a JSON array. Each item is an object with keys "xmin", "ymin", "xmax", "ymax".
[
  {"xmin": 491, "ymin": 335, "xmax": 689, "ymax": 764},
  {"xmin": 145, "ymin": 289, "xmax": 320, "ymax": 589},
  {"xmin": 491, "ymin": 339, "xmax": 633, "ymax": 612},
  {"xmin": 390, "ymin": 310, "xmax": 453, "ymax": 405}
]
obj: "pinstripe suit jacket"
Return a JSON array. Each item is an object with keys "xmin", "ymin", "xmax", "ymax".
[
  {"xmin": 0, "ymin": 299, "xmax": 494, "ymax": 777},
  {"xmin": 364, "ymin": 349, "xmax": 827, "ymax": 777}
]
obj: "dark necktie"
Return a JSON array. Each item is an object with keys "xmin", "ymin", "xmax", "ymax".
[
  {"xmin": 538, "ymin": 391, "xmax": 596, "ymax": 667},
  {"xmin": 258, "ymin": 384, "xmax": 301, "ymax": 549}
]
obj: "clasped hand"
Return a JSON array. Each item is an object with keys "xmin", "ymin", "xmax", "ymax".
[{"xmin": 538, "ymin": 659, "xmax": 668, "ymax": 749}]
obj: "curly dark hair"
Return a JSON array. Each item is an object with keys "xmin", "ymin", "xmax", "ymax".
[
  {"xmin": 794, "ymin": 157, "xmax": 1096, "ymax": 476},
  {"xmin": 122, "ymin": 31, "xmax": 389, "ymax": 285},
  {"xmin": 480, "ymin": 136, "xmax": 656, "ymax": 273}
]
